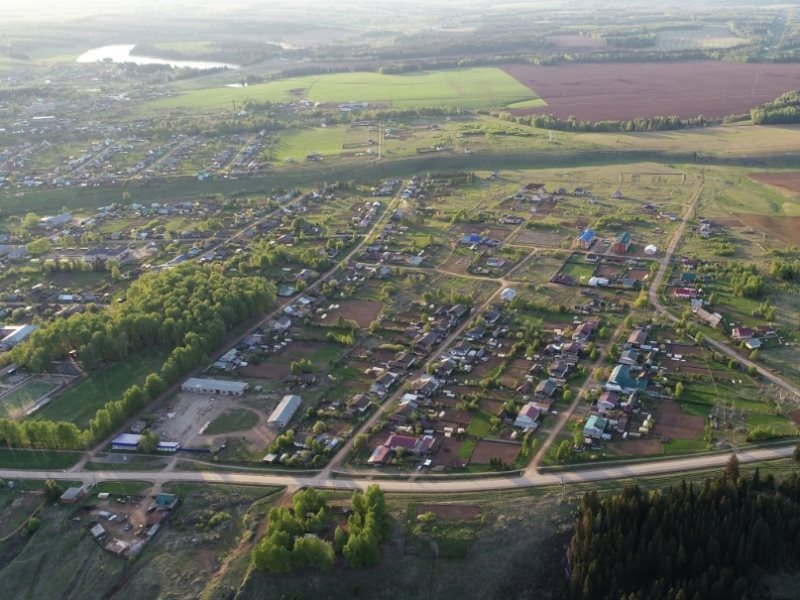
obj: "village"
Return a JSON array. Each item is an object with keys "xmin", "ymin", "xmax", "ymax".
[{"xmin": 2, "ymin": 165, "xmax": 792, "ymax": 482}]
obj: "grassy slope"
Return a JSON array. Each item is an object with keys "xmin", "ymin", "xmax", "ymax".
[
  {"xmin": 32, "ymin": 349, "xmax": 169, "ymax": 428},
  {"xmin": 148, "ymin": 67, "xmax": 542, "ymax": 111}
]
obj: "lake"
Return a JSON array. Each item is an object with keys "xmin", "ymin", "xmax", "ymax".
[{"xmin": 76, "ymin": 45, "xmax": 239, "ymax": 70}]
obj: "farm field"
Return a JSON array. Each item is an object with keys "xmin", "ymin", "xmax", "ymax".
[
  {"xmin": 503, "ymin": 62, "xmax": 800, "ymax": 121},
  {"xmin": 151, "ymin": 68, "xmax": 543, "ymax": 112},
  {"xmin": 653, "ymin": 26, "xmax": 747, "ymax": 50}
]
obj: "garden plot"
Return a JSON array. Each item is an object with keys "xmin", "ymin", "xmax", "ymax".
[
  {"xmin": 656, "ymin": 401, "xmax": 706, "ymax": 441},
  {"xmin": 469, "ymin": 439, "xmax": 521, "ymax": 465},
  {"xmin": 319, "ymin": 299, "xmax": 382, "ymax": 328}
]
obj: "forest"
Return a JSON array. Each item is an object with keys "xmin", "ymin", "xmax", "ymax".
[
  {"xmin": 0, "ymin": 264, "xmax": 275, "ymax": 449},
  {"xmin": 568, "ymin": 457, "xmax": 800, "ymax": 600}
]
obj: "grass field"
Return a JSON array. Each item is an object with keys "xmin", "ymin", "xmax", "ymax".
[
  {"xmin": 0, "ymin": 448, "xmax": 82, "ymax": 469},
  {"xmin": 0, "ymin": 380, "xmax": 57, "ymax": 418},
  {"xmin": 32, "ymin": 349, "xmax": 169, "ymax": 428},
  {"xmin": 580, "ymin": 125, "xmax": 800, "ymax": 157},
  {"xmin": 654, "ymin": 26, "xmax": 747, "ymax": 51},
  {"xmin": 205, "ymin": 408, "xmax": 259, "ymax": 435},
  {"xmin": 271, "ymin": 127, "xmax": 347, "ymax": 161},
  {"xmin": 150, "ymin": 67, "xmax": 543, "ymax": 111}
]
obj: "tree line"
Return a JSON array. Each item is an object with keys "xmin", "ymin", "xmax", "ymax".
[{"xmin": 568, "ymin": 457, "xmax": 800, "ymax": 599}]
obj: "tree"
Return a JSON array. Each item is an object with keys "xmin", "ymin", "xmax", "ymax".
[
  {"xmin": 23, "ymin": 212, "xmax": 39, "ymax": 229},
  {"xmin": 144, "ymin": 373, "xmax": 166, "ymax": 399},
  {"xmin": 674, "ymin": 381, "xmax": 684, "ymax": 400},
  {"xmin": 794, "ymin": 442, "xmax": 800, "ymax": 463},
  {"xmin": 292, "ymin": 535, "xmax": 335, "ymax": 572},
  {"xmin": 139, "ymin": 430, "xmax": 159, "ymax": 453},
  {"xmin": 725, "ymin": 454, "xmax": 740, "ymax": 481},
  {"xmin": 43, "ymin": 479, "xmax": 64, "ymax": 503},
  {"xmin": 556, "ymin": 439, "xmax": 572, "ymax": 463},
  {"xmin": 352, "ymin": 433, "xmax": 368, "ymax": 451}
]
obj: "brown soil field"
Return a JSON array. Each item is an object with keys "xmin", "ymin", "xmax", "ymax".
[
  {"xmin": 513, "ymin": 229, "xmax": 565, "ymax": 247},
  {"xmin": 749, "ymin": 172, "xmax": 800, "ymax": 193},
  {"xmin": 320, "ymin": 299, "xmax": 382, "ymax": 328},
  {"xmin": 417, "ymin": 503, "xmax": 482, "ymax": 520},
  {"xmin": 503, "ymin": 62, "xmax": 800, "ymax": 121},
  {"xmin": 657, "ymin": 401, "xmax": 705, "ymax": 440},
  {"xmin": 626, "ymin": 268, "xmax": 650, "ymax": 281},
  {"xmin": 469, "ymin": 439, "xmax": 521, "ymax": 465},
  {"xmin": 611, "ymin": 438, "xmax": 663, "ymax": 456},
  {"xmin": 429, "ymin": 436, "xmax": 466, "ymax": 468},
  {"xmin": 239, "ymin": 362, "xmax": 290, "ymax": 378},
  {"xmin": 735, "ymin": 213, "xmax": 800, "ymax": 245},
  {"xmin": 670, "ymin": 343, "xmax": 703, "ymax": 357},
  {"xmin": 712, "ymin": 217, "xmax": 744, "ymax": 228}
]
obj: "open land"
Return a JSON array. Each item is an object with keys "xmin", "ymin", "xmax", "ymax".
[{"xmin": 504, "ymin": 62, "xmax": 800, "ymax": 120}]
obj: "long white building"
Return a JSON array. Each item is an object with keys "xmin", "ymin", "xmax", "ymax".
[{"xmin": 181, "ymin": 377, "xmax": 249, "ymax": 396}]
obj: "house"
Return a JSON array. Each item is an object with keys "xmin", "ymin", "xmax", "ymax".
[
  {"xmin": 370, "ymin": 371, "xmax": 399, "ymax": 396},
  {"xmin": 612, "ymin": 231, "xmax": 632, "ymax": 253},
  {"xmin": 577, "ymin": 228, "xmax": 596, "ymax": 249},
  {"xmin": 413, "ymin": 375, "xmax": 441, "ymax": 397},
  {"xmin": 619, "ymin": 349, "xmax": 640, "ymax": 366},
  {"xmin": 745, "ymin": 338, "xmax": 762, "ymax": 350},
  {"xmin": 627, "ymin": 329, "xmax": 647, "ymax": 348},
  {"xmin": 486, "ymin": 257, "xmax": 506, "ymax": 268},
  {"xmin": 572, "ymin": 321, "xmax": 598, "ymax": 343},
  {"xmin": 732, "ymin": 327, "xmax": 754, "ymax": 341},
  {"xmin": 699, "ymin": 223, "xmax": 712, "ymax": 238},
  {"xmin": 267, "ymin": 394, "xmax": 302, "ymax": 428},
  {"xmin": 273, "ymin": 316, "xmax": 292, "ymax": 331},
  {"xmin": 533, "ymin": 379, "xmax": 558, "ymax": 411},
  {"xmin": 181, "ymin": 378, "xmax": 249, "ymax": 396},
  {"xmin": 548, "ymin": 360, "xmax": 572, "ymax": 379},
  {"xmin": 679, "ymin": 272, "xmax": 697, "ymax": 285},
  {"xmin": 157, "ymin": 441, "xmax": 181, "ymax": 453},
  {"xmin": 672, "ymin": 287, "xmax": 697, "ymax": 300},
  {"xmin": 605, "ymin": 365, "xmax": 648, "ymax": 393},
  {"xmin": 514, "ymin": 403, "xmax": 541, "ymax": 429},
  {"xmin": 596, "ymin": 391, "xmax": 619, "ymax": 413},
  {"xmin": 611, "ymin": 189, "xmax": 624, "ymax": 200},
  {"xmin": 349, "ymin": 393, "xmax": 373, "ymax": 414},
  {"xmin": 584, "ymin": 415, "xmax": 610, "ymax": 439},
  {"xmin": 693, "ymin": 306, "xmax": 723, "ymax": 329}
]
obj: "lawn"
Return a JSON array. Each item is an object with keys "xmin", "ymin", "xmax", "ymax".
[
  {"xmin": 0, "ymin": 448, "xmax": 83, "ymax": 470},
  {"xmin": 560, "ymin": 260, "xmax": 597, "ymax": 283},
  {"xmin": 271, "ymin": 127, "xmax": 347, "ymax": 162},
  {"xmin": 205, "ymin": 408, "xmax": 259, "ymax": 435},
  {"xmin": 0, "ymin": 380, "xmax": 56, "ymax": 418},
  {"xmin": 32, "ymin": 349, "xmax": 169, "ymax": 428},
  {"xmin": 149, "ymin": 67, "xmax": 542, "ymax": 111},
  {"xmin": 467, "ymin": 411, "xmax": 493, "ymax": 437}
]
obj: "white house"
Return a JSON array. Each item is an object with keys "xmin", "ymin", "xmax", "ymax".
[{"xmin": 513, "ymin": 403, "xmax": 541, "ymax": 429}]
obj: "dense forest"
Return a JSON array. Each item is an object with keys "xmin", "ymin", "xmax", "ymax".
[{"xmin": 568, "ymin": 457, "xmax": 800, "ymax": 600}]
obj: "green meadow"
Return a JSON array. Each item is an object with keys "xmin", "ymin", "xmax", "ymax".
[{"xmin": 149, "ymin": 67, "xmax": 543, "ymax": 111}]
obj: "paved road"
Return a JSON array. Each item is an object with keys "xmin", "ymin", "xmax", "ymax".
[{"xmin": 3, "ymin": 445, "xmax": 794, "ymax": 493}]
